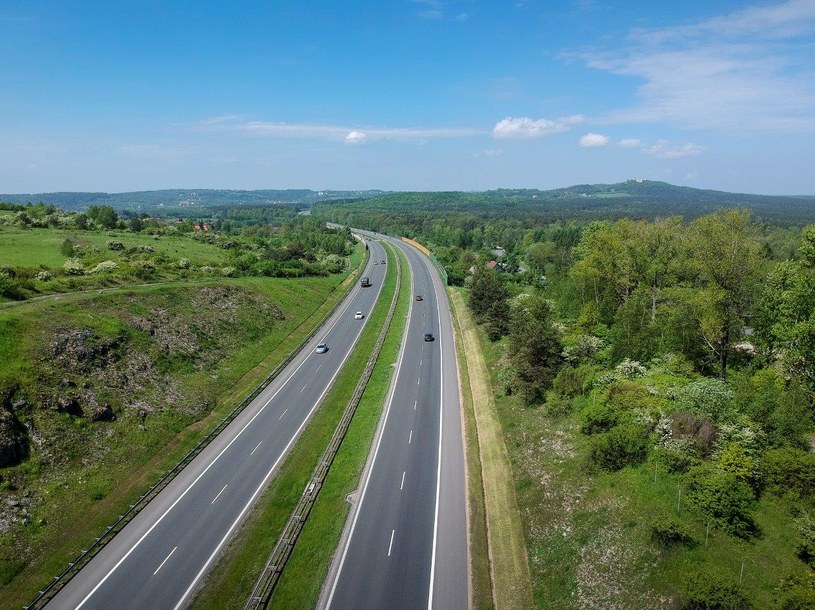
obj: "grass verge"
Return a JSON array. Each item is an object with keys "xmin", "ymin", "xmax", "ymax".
[
  {"xmin": 187, "ymin": 242, "xmax": 401, "ymax": 610},
  {"xmin": 448, "ymin": 287, "xmax": 493, "ymax": 610},
  {"xmin": 449, "ymin": 287, "xmax": 534, "ymax": 610}
]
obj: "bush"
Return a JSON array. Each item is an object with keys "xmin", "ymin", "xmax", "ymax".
[
  {"xmin": 761, "ymin": 447, "xmax": 815, "ymax": 500},
  {"xmin": 676, "ymin": 378, "xmax": 735, "ymax": 423},
  {"xmin": 683, "ymin": 572, "xmax": 752, "ymax": 609},
  {"xmin": 90, "ymin": 260, "xmax": 118, "ymax": 274},
  {"xmin": 684, "ymin": 464, "xmax": 757, "ymax": 539},
  {"xmin": 581, "ymin": 400, "xmax": 621, "ymax": 434},
  {"xmin": 795, "ymin": 513, "xmax": 815, "ymax": 569},
  {"xmin": 651, "ymin": 517, "xmax": 696, "ymax": 549},
  {"xmin": 63, "ymin": 258, "xmax": 85, "ymax": 275},
  {"xmin": 586, "ymin": 424, "xmax": 649, "ymax": 472},
  {"xmin": 106, "ymin": 240, "xmax": 125, "ymax": 251},
  {"xmin": 545, "ymin": 392, "xmax": 574, "ymax": 416},
  {"xmin": 178, "ymin": 258, "xmax": 191, "ymax": 269},
  {"xmin": 36, "ymin": 271, "xmax": 52, "ymax": 281}
]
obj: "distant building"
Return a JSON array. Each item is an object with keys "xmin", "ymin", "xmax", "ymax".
[{"xmin": 485, "ymin": 260, "xmax": 498, "ymax": 270}]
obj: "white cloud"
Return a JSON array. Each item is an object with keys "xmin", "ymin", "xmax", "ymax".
[
  {"xmin": 618, "ymin": 138, "xmax": 643, "ymax": 148},
  {"xmin": 492, "ymin": 114, "xmax": 584, "ymax": 139},
  {"xmin": 645, "ymin": 140, "xmax": 705, "ymax": 159},
  {"xmin": 344, "ymin": 131, "xmax": 366, "ymax": 145},
  {"xmin": 574, "ymin": 0, "xmax": 815, "ymax": 133},
  {"xmin": 579, "ymin": 132, "xmax": 609, "ymax": 147},
  {"xmin": 198, "ymin": 117, "xmax": 482, "ymax": 141}
]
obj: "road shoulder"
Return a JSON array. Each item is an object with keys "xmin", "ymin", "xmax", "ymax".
[{"xmin": 449, "ymin": 288, "xmax": 535, "ymax": 610}]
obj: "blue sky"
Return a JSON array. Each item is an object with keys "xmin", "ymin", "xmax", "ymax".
[{"xmin": 1, "ymin": 0, "xmax": 814, "ymax": 194}]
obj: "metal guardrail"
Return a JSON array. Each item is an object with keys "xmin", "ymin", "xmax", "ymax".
[
  {"xmin": 244, "ymin": 241, "xmax": 402, "ymax": 610},
  {"xmin": 22, "ymin": 249, "xmax": 369, "ymax": 610}
]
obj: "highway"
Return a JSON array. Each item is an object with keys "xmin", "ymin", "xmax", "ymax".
[
  {"xmin": 45, "ymin": 239, "xmax": 390, "ymax": 610},
  {"xmin": 322, "ymin": 236, "xmax": 468, "ymax": 610}
]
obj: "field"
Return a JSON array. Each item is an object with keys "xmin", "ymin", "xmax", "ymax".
[{"xmin": 0, "ymin": 226, "xmax": 226, "ymax": 269}]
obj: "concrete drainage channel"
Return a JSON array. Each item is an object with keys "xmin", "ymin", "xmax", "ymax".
[
  {"xmin": 22, "ymin": 251, "xmax": 368, "ymax": 610},
  {"xmin": 244, "ymin": 241, "xmax": 402, "ymax": 610}
]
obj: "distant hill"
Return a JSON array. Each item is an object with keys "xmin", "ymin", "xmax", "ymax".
[
  {"xmin": 0, "ymin": 189, "xmax": 388, "ymax": 212},
  {"xmin": 317, "ymin": 180, "xmax": 815, "ymax": 226},
  {"xmin": 3, "ymin": 181, "xmax": 815, "ymax": 225}
]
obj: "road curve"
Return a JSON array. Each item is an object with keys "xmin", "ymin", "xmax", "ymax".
[
  {"xmin": 44, "ymin": 239, "xmax": 390, "ymax": 610},
  {"xmin": 322, "ymin": 234, "xmax": 468, "ymax": 610}
]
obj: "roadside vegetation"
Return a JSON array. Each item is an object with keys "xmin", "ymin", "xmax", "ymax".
[
  {"xmin": 0, "ymin": 201, "xmax": 362, "ymax": 606},
  {"xmin": 317, "ymin": 198, "xmax": 815, "ymax": 608}
]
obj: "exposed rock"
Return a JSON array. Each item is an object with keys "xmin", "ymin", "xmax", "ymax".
[
  {"xmin": 54, "ymin": 395, "xmax": 83, "ymax": 416},
  {"xmin": 89, "ymin": 402, "xmax": 115, "ymax": 422},
  {"xmin": 0, "ymin": 408, "xmax": 28, "ymax": 468}
]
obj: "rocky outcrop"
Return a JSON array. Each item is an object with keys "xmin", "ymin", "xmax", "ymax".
[{"xmin": 0, "ymin": 407, "xmax": 27, "ymax": 468}]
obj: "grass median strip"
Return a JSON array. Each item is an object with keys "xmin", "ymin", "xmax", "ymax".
[
  {"xmin": 450, "ymin": 287, "xmax": 535, "ymax": 610},
  {"xmin": 267, "ymin": 244, "xmax": 410, "ymax": 609},
  {"xmin": 187, "ymin": 242, "xmax": 401, "ymax": 610}
]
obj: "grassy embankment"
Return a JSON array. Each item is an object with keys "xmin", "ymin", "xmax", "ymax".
[
  {"xmin": 472, "ymin": 324, "xmax": 813, "ymax": 608},
  {"xmin": 450, "ymin": 287, "xmax": 532, "ymax": 610},
  {"xmin": 0, "ymin": 246, "xmax": 364, "ymax": 607},
  {"xmin": 188, "ymin": 242, "xmax": 402, "ymax": 610}
]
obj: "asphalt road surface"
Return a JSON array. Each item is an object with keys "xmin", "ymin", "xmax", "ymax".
[
  {"xmin": 322, "ymin": 235, "xmax": 468, "ymax": 610},
  {"xmin": 45, "ymin": 239, "xmax": 389, "ymax": 610}
]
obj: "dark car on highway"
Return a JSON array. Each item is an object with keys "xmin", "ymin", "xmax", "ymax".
[{"xmin": 424, "ymin": 333, "xmax": 434, "ymax": 342}]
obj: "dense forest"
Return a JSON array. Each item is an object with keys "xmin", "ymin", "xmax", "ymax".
[{"xmin": 315, "ymin": 196, "xmax": 815, "ymax": 607}]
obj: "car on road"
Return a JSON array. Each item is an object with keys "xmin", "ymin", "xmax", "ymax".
[
  {"xmin": 354, "ymin": 311, "xmax": 364, "ymax": 319},
  {"xmin": 361, "ymin": 277, "xmax": 371, "ymax": 287},
  {"xmin": 424, "ymin": 333, "xmax": 434, "ymax": 342},
  {"xmin": 381, "ymin": 260, "xmax": 385, "ymax": 264},
  {"xmin": 315, "ymin": 343, "xmax": 329, "ymax": 354},
  {"xmin": 415, "ymin": 295, "xmax": 423, "ymax": 301}
]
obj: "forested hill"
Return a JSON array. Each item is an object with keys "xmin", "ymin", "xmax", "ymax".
[
  {"xmin": 0, "ymin": 189, "xmax": 387, "ymax": 213},
  {"xmin": 317, "ymin": 180, "xmax": 815, "ymax": 226}
]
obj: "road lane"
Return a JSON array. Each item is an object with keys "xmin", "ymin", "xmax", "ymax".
[
  {"xmin": 323, "ymin": 235, "xmax": 467, "ymax": 610},
  {"xmin": 46, "ymin": 239, "xmax": 390, "ymax": 610}
]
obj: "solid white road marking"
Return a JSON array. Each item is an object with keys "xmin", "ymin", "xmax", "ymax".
[
  {"xmin": 414, "ymin": 399, "xmax": 417, "ymax": 411},
  {"xmin": 408, "ymin": 430, "xmax": 413, "ymax": 444},
  {"xmin": 417, "ymin": 376, "xmax": 421, "ymax": 386},
  {"xmin": 387, "ymin": 529, "xmax": 395, "ymax": 557},
  {"xmin": 153, "ymin": 547, "xmax": 177, "ymax": 576},
  {"xmin": 211, "ymin": 484, "xmax": 228, "ymax": 505},
  {"xmin": 279, "ymin": 408, "xmax": 288, "ymax": 420},
  {"xmin": 251, "ymin": 441, "xmax": 262, "ymax": 455},
  {"xmin": 400, "ymin": 471, "xmax": 406, "ymax": 490}
]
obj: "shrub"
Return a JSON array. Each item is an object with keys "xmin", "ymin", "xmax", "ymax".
[
  {"xmin": 178, "ymin": 258, "xmax": 191, "ymax": 269},
  {"xmin": 36, "ymin": 270, "xmax": 52, "ymax": 282},
  {"xmin": 615, "ymin": 358, "xmax": 647, "ymax": 379},
  {"xmin": 795, "ymin": 513, "xmax": 815, "ymax": 569},
  {"xmin": 545, "ymin": 392, "xmax": 574, "ymax": 416},
  {"xmin": 683, "ymin": 572, "xmax": 752, "ymax": 609},
  {"xmin": 761, "ymin": 447, "xmax": 815, "ymax": 500},
  {"xmin": 581, "ymin": 401, "xmax": 621, "ymax": 435},
  {"xmin": 684, "ymin": 464, "xmax": 757, "ymax": 539},
  {"xmin": 63, "ymin": 258, "xmax": 85, "ymax": 275},
  {"xmin": 586, "ymin": 424, "xmax": 649, "ymax": 472},
  {"xmin": 676, "ymin": 378, "xmax": 735, "ymax": 423},
  {"xmin": 651, "ymin": 517, "xmax": 696, "ymax": 549},
  {"xmin": 562, "ymin": 335, "xmax": 606, "ymax": 364},
  {"xmin": 654, "ymin": 439, "xmax": 702, "ymax": 474},
  {"xmin": 90, "ymin": 260, "xmax": 118, "ymax": 274},
  {"xmin": 132, "ymin": 260, "xmax": 156, "ymax": 279},
  {"xmin": 221, "ymin": 266, "xmax": 237, "ymax": 277},
  {"xmin": 60, "ymin": 238, "xmax": 75, "ymax": 257},
  {"xmin": 106, "ymin": 240, "xmax": 125, "ymax": 251}
]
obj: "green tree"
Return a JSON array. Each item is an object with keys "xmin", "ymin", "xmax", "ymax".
[
  {"xmin": 688, "ymin": 209, "xmax": 763, "ymax": 378},
  {"xmin": 508, "ymin": 295, "xmax": 562, "ymax": 404}
]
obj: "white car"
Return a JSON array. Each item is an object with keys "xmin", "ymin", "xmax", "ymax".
[
  {"xmin": 354, "ymin": 311, "xmax": 364, "ymax": 319},
  {"xmin": 315, "ymin": 343, "xmax": 328, "ymax": 354}
]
